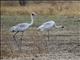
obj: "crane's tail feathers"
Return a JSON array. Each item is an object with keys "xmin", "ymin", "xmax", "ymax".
[
  {"xmin": 9, "ymin": 28, "xmax": 15, "ymax": 32},
  {"xmin": 9, "ymin": 26, "xmax": 16, "ymax": 32}
]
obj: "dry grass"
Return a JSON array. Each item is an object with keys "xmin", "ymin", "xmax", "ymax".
[
  {"xmin": 1, "ymin": 2, "xmax": 80, "ymax": 16},
  {"xmin": 1, "ymin": 28, "xmax": 80, "ymax": 60}
]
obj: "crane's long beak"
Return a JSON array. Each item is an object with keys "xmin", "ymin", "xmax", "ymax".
[{"xmin": 61, "ymin": 26, "xmax": 64, "ymax": 29}]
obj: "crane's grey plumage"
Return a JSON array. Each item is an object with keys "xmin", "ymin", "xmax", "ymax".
[
  {"xmin": 37, "ymin": 20, "xmax": 64, "ymax": 53},
  {"xmin": 10, "ymin": 12, "xmax": 36, "ymax": 32},
  {"xmin": 10, "ymin": 12, "xmax": 37, "ymax": 51},
  {"xmin": 37, "ymin": 21, "xmax": 55, "ymax": 31},
  {"xmin": 37, "ymin": 20, "xmax": 64, "ymax": 31},
  {"xmin": 37, "ymin": 20, "xmax": 64, "ymax": 40}
]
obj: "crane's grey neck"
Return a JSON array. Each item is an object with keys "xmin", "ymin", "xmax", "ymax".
[{"xmin": 30, "ymin": 15, "xmax": 34, "ymax": 25}]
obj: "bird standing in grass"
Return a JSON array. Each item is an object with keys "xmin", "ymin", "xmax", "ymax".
[
  {"xmin": 37, "ymin": 20, "xmax": 64, "ymax": 53},
  {"xmin": 37, "ymin": 20, "xmax": 64, "ymax": 40},
  {"xmin": 10, "ymin": 12, "xmax": 37, "ymax": 51}
]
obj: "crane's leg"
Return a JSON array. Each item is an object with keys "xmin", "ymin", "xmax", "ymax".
[
  {"xmin": 46, "ymin": 30, "xmax": 50, "ymax": 53},
  {"xmin": 48, "ymin": 30, "xmax": 49, "ymax": 41},
  {"xmin": 19, "ymin": 32, "xmax": 24, "ymax": 52},
  {"xmin": 13, "ymin": 32, "xmax": 18, "ymax": 43},
  {"xmin": 13, "ymin": 32, "xmax": 18, "ymax": 38},
  {"xmin": 19, "ymin": 32, "xmax": 24, "ymax": 40},
  {"xmin": 13, "ymin": 32, "xmax": 20, "ymax": 51}
]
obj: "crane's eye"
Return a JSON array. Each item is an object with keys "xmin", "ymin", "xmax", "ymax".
[{"xmin": 32, "ymin": 13, "xmax": 35, "ymax": 16}]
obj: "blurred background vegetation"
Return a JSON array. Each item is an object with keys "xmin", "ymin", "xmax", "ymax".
[{"xmin": 1, "ymin": 1, "xmax": 80, "ymax": 16}]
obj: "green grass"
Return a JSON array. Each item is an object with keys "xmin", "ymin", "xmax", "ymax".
[{"xmin": 1, "ymin": 15, "xmax": 80, "ymax": 30}]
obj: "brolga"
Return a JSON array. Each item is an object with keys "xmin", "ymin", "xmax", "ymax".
[
  {"xmin": 37, "ymin": 20, "xmax": 64, "ymax": 52},
  {"xmin": 10, "ymin": 12, "xmax": 37, "ymax": 51}
]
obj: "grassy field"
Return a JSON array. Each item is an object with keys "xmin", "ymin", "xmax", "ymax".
[
  {"xmin": 1, "ymin": 1, "xmax": 80, "ymax": 60},
  {"xmin": 1, "ymin": 15, "xmax": 80, "ymax": 60},
  {"xmin": 1, "ymin": 1, "xmax": 80, "ymax": 16}
]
